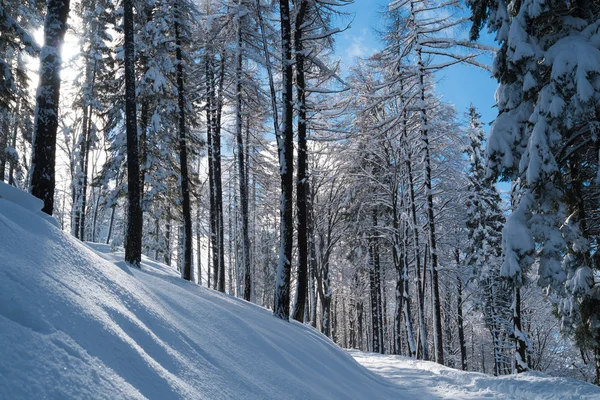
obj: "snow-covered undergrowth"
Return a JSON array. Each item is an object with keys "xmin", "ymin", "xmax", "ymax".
[
  {"xmin": 350, "ymin": 351, "xmax": 600, "ymax": 400},
  {"xmin": 0, "ymin": 182, "xmax": 400, "ymax": 399}
]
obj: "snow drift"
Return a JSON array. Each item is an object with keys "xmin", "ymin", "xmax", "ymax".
[
  {"xmin": 2, "ymin": 181, "xmax": 600, "ymax": 400},
  {"xmin": 0, "ymin": 181, "xmax": 400, "ymax": 399}
]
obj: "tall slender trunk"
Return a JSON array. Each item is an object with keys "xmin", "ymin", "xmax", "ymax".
[
  {"xmin": 175, "ymin": 8, "xmax": 192, "ymax": 281},
  {"xmin": 106, "ymin": 205, "xmax": 115, "ymax": 244},
  {"xmin": 369, "ymin": 212, "xmax": 384, "ymax": 354},
  {"xmin": 513, "ymin": 283, "xmax": 528, "ymax": 372},
  {"xmin": 165, "ymin": 218, "xmax": 171, "ymax": 265},
  {"xmin": 0, "ymin": 109, "xmax": 8, "ymax": 181},
  {"xmin": 30, "ymin": 0, "xmax": 71, "ymax": 215},
  {"xmin": 396, "ymin": 203, "xmax": 416, "ymax": 357},
  {"xmin": 205, "ymin": 52, "xmax": 218, "ymax": 289},
  {"xmin": 308, "ymin": 180, "xmax": 318, "ymax": 327},
  {"xmin": 79, "ymin": 104, "xmax": 93, "ymax": 240},
  {"xmin": 91, "ymin": 189, "xmax": 100, "ymax": 242},
  {"xmin": 292, "ymin": 0, "xmax": 309, "ymax": 323},
  {"xmin": 417, "ymin": 46, "xmax": 443, "ymax": 365},
  {"xmin": 8, "ymin": 96, "xmax": 19, "ymax": 186},
  {"xmin": 123, "ymin": 0, "xmax": 142, "ymax": 266},
  {"xmin": 406, "ymin": 153, "xmax": 428, "ymax": 360},
  {"xmin": 235, "ymin": 3, "xmax": 251, "ymax": 300},
  {"xmin": 273, "ymin": 0, "xmax": 294, "ymax": 321},
  {"xmin": 214, "ymin": 58, "xmax": 226, "ymax": 293},
  {"xmin": 457, "ymin": 268, "xmax": 467, "ymax": 370}
]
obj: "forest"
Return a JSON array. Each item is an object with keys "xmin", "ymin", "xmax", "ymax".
[{"xmin": 1, "ymin": 0, "xmax": 599, "ymax": 387}]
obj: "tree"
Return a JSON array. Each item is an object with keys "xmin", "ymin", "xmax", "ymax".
[
  {"xmin": 468, "ymin": 0, "xmax": 600, "ymax": 377},
  {"xmin": 463, "ymin": 105, "xmax": 511, "ymax": 375},
  {"xmin": 273, "ymin": 0, "xmax": 295, "ymax": 320},
  {"xmin": 123, "ymin": 0, "xmax": 142, "ymax": 266},
  {"xmin": 30, "ymin": 0, "xmax": 71, "ymax": 215},
  {"xmin": 174, "ymin": 0, "xmax": 193, "ymax": 281}
]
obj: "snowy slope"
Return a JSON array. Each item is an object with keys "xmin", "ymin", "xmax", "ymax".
[
  {"xmin": 2, "ymin": 182, "xmax": 600, "ymax": 400},
  {"xmin": 350, "ymin": 351, "xmax": 600, "ymax": 400},
  {"xmin": 0, "ymin": 182, "xmax": 402, "ymax": 400}
]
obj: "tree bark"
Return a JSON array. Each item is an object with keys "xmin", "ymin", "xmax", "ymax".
[
  {"xmin": 30, "ymin": 0, "xmax": 71, "ymax": 215},
  {"xmin": 292, "ymin": 0, "xmax": 309, "ymax": 323},
  {"xmin": 122, "ymin": 0, "xmax": 142, "ymax": 266},
  {"xmin": 174, "ymin": 6, "xmax": 192, "ymax": 281},
  {"xmin": 273, "ymin": 0, "xmax": 294, "ymax": 321},
  {"xmin": 457, "ymin": 265, "xmax": 467, "ymax": 370},
  {"xmin": 417, "ymin": 46, "xmax": 443, "ymax": 365},
  {"xmin": 235, "ymin": 2, "xmax": 251, "ymax": 300}
]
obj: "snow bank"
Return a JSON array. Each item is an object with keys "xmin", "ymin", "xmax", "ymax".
[
  {"xmin": 350, "ymin": 351, "xmax": 600, "ymax": 400},
  {"xmin": 0, "ymin": 188, "xmax": 401, "ymax": 399},
  {"xmin": 0, "ymin": 181, "xmax": 59, "ymax": 227}
]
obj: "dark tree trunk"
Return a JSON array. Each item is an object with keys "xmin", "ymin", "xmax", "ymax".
[
  {"xmin": 234, "ymin": 4, "xmax": 251, "ymax": 300},
  {"xmin": 79, "ymin": 103, "xmax": 93, "ymax": 241},
  {"xmin": 213, "ymin": 57, "xmax": 226, "ymax": 293},
  {"xmin": 8, "ymin": 98, "xmax": 19, "ymax": 185},
  {"xmin": 205, "ymin": 54, "xmax": 218, "ymax": 289},
  {"xmin": 417, "ymin": 48, "xmax": 443, "ymax": 364},
  {"xmin": 165, "ymin": 218, "xmax": 171, "ymax": 266},
  {"xmin": 122, "ymin": 0, "xmax": 142, "ymax": 266},
  {"xmin": 273, "ymin": 0, "xmax": 294, "ymax": 321},
  {"xmin": 174, "ymin": 8, "xmax": 192, "ymax": 281},
  {"xmin": 456, "ymin": 248, "xmax": 467, "ymax": 371},
  {"xmin": 369, "ymin": 215, "xmax": 383, "ymax": 354},
  {"xmin": 0, "ymin": 110, "xmax": 8, "ymax": 181},
  {"xmin": 292, "ymin": 0, "xmax": 309, "ymax": 324},
  {"xmin": 514, "ymin": 284, "xmax": 528, "ymax": 372},
  {"xmin": 406, "ymin": 154, "xmax": 428, "ymax": 360},
  {"xmin": 30, "ymin": 0, "xmax": 71, "ymax": 215},
  {"xmin": 106, "ymin": 205, "xmax": 115, "ymax": 244}
]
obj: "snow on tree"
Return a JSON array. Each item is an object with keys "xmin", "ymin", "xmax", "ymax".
[{"xmin": 468, "ymin": 0, "xmax": 600, "ymax": 377}]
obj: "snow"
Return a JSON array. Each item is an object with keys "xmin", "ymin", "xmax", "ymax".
[
  {"xmin": 350, "ymin": 351, "xmax": 600, "ymax": 400},
  {"xmin": 1, "ymin": 183, "xmax": 599, "ymax": 399},
  {"xmin": 0, "ymin": 184, "xmax": 400, "ymax": 399}
]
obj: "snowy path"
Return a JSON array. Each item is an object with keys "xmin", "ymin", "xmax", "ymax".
[{"xmin": 349, "ymin": 351, "xmax": 600, "ymax": 400}]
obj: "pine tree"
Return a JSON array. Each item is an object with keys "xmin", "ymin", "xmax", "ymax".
[
  {"xmin": 468, "ymin": 0, "xmax": 600, "ymax": 376},
  {"xmin": 463, "ymin": 105, "xmax": 512, "ymax": 375}
]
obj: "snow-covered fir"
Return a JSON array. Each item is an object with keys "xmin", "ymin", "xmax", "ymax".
[{"xmin": 0, "ymin": 0, "xmax": 599, "ymax": 397}]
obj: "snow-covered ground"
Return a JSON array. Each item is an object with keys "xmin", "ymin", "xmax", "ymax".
[
  {"xmin": 1, "ymin": 181, "xmax": 600, "ymax": 399},
  {"xmin": 350, "ymin": 351, "xmax": 600, "ymax": 399},
  {"xmin": 0, "ymin": 182, "xmax": 402, "ymax": 399}
]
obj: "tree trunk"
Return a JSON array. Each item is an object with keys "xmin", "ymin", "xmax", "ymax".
[
  {"xmin": 457, "ymin": 267, "xmax": 467, "ymax": 371},
  {"xmin": 165, "ymin": 218, "xmax": 171, "ymax": 266},
  {"xmin": 292, "ymin": 0, "xmax": 309, "ymax": 324},
  {"xmin": 30, "ymin": 0, "xmax": 71, "ymax": 215},
  {"xmin": 0, "ymin": 109, "xmax": 8, "ymax": 181},
  {"xmin": 417, "ymin": 47, "xmax": 443, "ymax": 364},
  {"xmin": 234, "ymin": 3, "xmax": 251, "ymax": 300},
  {"xmin": 513, "ymin": 284, "xmax": 528, "ymax": 372},
  {"xmin": 205, "ymin": 53, "xmax": 218, "ymax": 290},
  {"xmin": 122, "ymin": 0, "xmax": 142, "ymax": 266},
  {"xmin": 273, "ymin": 0, "xmax": 294, "ymax": 321},
  {"xmin": 406, "ymin": 154, "xmax": 428, "ymax": 360},
  {"xmin": 214, "ymin": 58, "xmax": 226, "ymax": 293},
  {"xmin": 174, "ymin": 8, "xmax": 192, "ymax": 281},
  {"xmin": 106, "ymin": 205, "xmax": 115, "ymax": 244},
  {"xmin": 8, "ymin": 97, "xmax": 19, "ymax": 186}
]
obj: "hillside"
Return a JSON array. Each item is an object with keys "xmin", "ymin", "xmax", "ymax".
[
  {"xmin": 1, "ymin": 182, "xmax": 600, "ymax": 400},
  {"xmin": 0, "ymin": 182, "xmax": 401, "ymax": 399}
]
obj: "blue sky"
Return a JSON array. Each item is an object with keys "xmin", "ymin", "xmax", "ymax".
[{"xmin": 333, "ymin": 0, "xmax": 499, "ymax": 127}]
